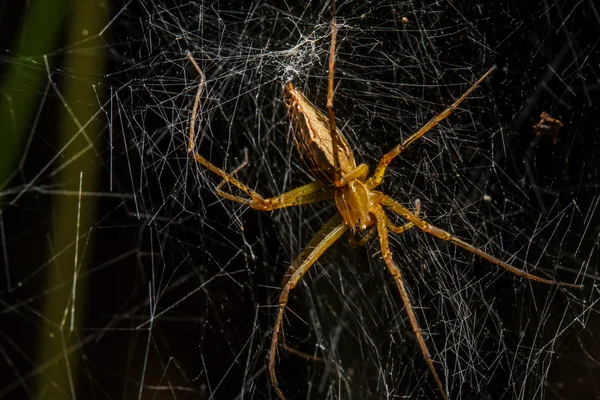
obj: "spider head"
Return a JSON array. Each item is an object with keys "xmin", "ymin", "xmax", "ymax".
[{"xmin": 335, "ymin": 180, "xmax": 375, "ymax": 232}]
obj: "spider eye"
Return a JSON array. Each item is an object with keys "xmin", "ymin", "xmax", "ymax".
[{"xmin": 357, "ymin": 218, "xmax": 361, "ymax": 223}]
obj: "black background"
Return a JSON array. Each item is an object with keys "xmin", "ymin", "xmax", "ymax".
[{"xmin": 1, "ymin": 1, "xmax": 599, "ymax": 399}]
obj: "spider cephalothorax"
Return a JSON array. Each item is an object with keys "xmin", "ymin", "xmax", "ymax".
[{"xmin": 334, "ymin": 180, "xmax": 374, "ymax": 232}]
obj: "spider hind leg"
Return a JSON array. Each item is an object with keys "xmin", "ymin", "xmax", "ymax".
[
  {"xmin": 269, "ymin": 215, "xmax": 347, "ymax": 398},
  {"xmin": 373, "ymin": 204, "xmax": 448, "ymax": 400},
  {"xmin": 380, "ymin": 194, "xmax": 582, "ymax": 288}
]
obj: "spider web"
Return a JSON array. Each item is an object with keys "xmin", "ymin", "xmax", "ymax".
[{"xmin": 1, "ymin": 1, "xmax": 599, "ymax": 399}]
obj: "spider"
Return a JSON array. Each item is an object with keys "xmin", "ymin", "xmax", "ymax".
[{"xmin": 185, "ymin": 13, "xmax": 581, "ymax": 400}]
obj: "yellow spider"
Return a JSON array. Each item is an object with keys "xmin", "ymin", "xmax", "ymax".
[{"xmin": 185, "ymin": 13, "xmax": 581, "ymax": 400}]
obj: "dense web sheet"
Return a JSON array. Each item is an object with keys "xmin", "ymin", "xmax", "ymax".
[{"xmin": 1, "ymin": 1, "xmax": 599, "ymax": 399}]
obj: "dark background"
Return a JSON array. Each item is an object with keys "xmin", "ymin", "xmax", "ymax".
[{"xmin": 1, "ymin": 1, "xmax": 599, "ymax": 399}]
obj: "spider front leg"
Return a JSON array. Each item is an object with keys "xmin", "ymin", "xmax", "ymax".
[
  {"xmin": 372, "ymin": 204, "xmax": 448, "ymax": 400},
  {"xmin": 380, "ymin": 194, "xmax": 583, "ymax": 288},
  {"xmin": 367, "ymin": 66, "xmax": 496, "ymax": 190},
  {"xmin": 270, "ymin": 214, "xmax": 347, "ymax": 399}
]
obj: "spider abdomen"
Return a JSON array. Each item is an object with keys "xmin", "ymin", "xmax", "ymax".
[{"xmin": 283, "ymin": 82, "xmax": 356, "ymax": 184}]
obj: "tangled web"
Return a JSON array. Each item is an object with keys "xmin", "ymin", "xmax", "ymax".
[{"xmin": 1, "ymin": 1, "xmax": 599, "ymax": 399}]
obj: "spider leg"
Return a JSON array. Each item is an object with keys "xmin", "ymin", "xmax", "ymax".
[
  {"xmin": 280, "ymin": 344, "xmax": 322, "ymax": 362},
  {"xmin": 387, "ymin": 198, "xmax": 420, "ymax": 234},
  {"xmin": 367, "ymin": 66, "xmax": 496, "ymax": 190},
  {"xmin": 186, "ymin": 52, "xmax": 206, "ymax": 154},
  {"xmin": 214, "ymin": 148, "xmax": 249, "ymax": 196},
  {"xmin": 387, "ymin": 220, "xmax": 414, "ymax": 234},
  {"xmin": 270, "ymin": 214, "xmax": 347, "ymax": 399},
  {"xmin": 192, "ymin": 151, "xmax": 334, "ymax": 210},
  {"xmin": 379, "ymin": 194, "xmax": 582, "ymax": 288},
  {"xmin": 372, "ymin": 205, "xmax": 448, "ymax": 400},
  {"xmin": 326, "ymin": 1, "xmax": 342, "ymax": 187}
]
